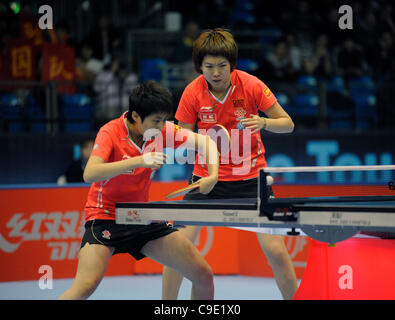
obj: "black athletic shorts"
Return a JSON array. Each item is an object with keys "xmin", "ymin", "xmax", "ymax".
[
  {"xmin": 184, "ymin": 175, "xmax": 273, "ymax": 200},
  {"xmin": 80, "ymin": 219, "xmax": 178, "ymax": 260}
]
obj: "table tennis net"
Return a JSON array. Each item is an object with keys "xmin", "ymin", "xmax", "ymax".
[{"xmin": 262, "ymin": 165, "xmax": 395, "ymax": 199}]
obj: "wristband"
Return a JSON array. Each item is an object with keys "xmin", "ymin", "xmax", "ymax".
[{"xmin": 263, "ymin": 117, "xmax": 267, "ymax": 130}]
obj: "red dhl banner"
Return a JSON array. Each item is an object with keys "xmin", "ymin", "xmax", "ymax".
[
  {"xmin": 0, "ymin": 183, "xmax": 312, "ymax": 282},
  {"xmin": 4, "ymin": 38, "xmax": 37, "ymax": 81},
  {"xmin": 41, "ymin": 43, "xmax": 75, "ymax": 94}
]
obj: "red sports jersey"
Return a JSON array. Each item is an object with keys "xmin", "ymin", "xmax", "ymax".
[
  {"xmin": 84, "ymin": 112, "xmax": 189, "ymax": 222},
  {"xmin": 175, "ymin": 69, "xmax": 277, "ymax": 181}
]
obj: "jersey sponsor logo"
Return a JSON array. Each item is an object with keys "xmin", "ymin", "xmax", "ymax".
[
  {"xmin": 200, "ymin": 112, "xmax": 217, "ymax": 123},
  {"xmin": 199, "ymin": 106, "xmax": 217, "ymax": 123},
  {"xmin": 199, "ymin": 106, "xmax": 213, "ymax": 112}
]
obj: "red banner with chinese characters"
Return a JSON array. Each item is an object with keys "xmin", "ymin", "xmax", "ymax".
[
  {"xmin": 0, "ymin": 183, "xmax": 310, "ymax": 282},
  {"xmin": 19, "ymin": 13, "xmax": 45, "ymax": 47},
  {"xmin": 0, "ymin": 186, "xmax": 134, "ymax": 282},
  {"xmin": 4, "ymin": 38, "xmax": 36, "ymax": 81},
  {"xmin": 41, "ymin": 43, "xmax": 75, "ymax": 94}
]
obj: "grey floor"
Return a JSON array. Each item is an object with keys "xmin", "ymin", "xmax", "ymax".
[{"xmin": 0, "ymin": 275, "xmax": 291, "ymax": 300}]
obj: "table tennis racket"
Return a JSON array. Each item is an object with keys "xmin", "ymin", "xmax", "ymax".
[
  {"xmin": 165, "ymin": 184, "xmax": 200, "ymax": 200},
  {"xmin": 207, "ymin": 124, "xmax": 231, "ymax": 156}
]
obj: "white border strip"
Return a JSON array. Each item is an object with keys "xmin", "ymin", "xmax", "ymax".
[{"xmin": 263, "ymin": 165, "xmax": 395, "ymax": 173}]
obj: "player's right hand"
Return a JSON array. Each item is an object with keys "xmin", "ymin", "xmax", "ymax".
[
  {"xmin": 141, "ymin": 152, "xmax": 168, "ymax": 169},
  {"xmin": 193, "ymin": 175, "xmax": 218, "ymax": 195}
]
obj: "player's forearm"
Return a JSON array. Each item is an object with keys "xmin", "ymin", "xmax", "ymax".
[
  {"xmin": 184, "ymin": 132, "xmax": 219, "ymax": 179},
  {"xmin": 83, "ymin": 157, "xmax": 143, "ymax": 183},
  {"xmin": 204, "ymin": 136, "xmax": 219, "ymax": 179},
  {"xmin": 263, "ymin": 117, "xmax": 294, "ymax": 133},
  {"xmin": 194, "ymin": 133, "xmax": 219, "ymax": 179}
]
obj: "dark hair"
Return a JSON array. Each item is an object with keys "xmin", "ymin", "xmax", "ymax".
[
  {"xmin": 127, "ymin": 81, "xmax": 174, "ymax": 123},
  {"xmin": 192, "ymin": 28, "xmax": 238, "ymax": 74}
]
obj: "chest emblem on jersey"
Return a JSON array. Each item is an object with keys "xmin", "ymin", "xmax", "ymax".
[
  {"xmin": 234, "ymin": 107, "xmax": 247, "ymax": 118},
  {"xmin": 232, "ymin": 99, "xmax": 245, "ymax": 108},
  {"xmin": 199, "ymin": 107, "xmax": 217, "ymax": 123},
  {"xmin": 234, "ymin": 107, "xmax": 247, "ymax": 130}
]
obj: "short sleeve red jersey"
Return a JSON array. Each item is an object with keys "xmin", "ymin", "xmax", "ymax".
[
  {"xmin": 84, "ymin": 112, "xmax": 189, "ymax": 222},
  {"xmin": 175, "ymin": 70, "xmax": 277, "ymax": 180}
]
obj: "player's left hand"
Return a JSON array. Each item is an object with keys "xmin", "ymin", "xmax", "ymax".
[
  {"xmin": 193, "ymin": 176, "xmax": 218, "ymax": 195},
  {"xmin": 241, "ymin": 114, "xmax": 267, "ymax": 134}
]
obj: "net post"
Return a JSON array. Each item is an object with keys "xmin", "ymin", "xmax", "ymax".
[{"xmin": 259, "ymin": 169, "xmax": 269, "ymax": 217}]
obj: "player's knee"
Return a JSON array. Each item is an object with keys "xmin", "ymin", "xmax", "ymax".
[
  {"xmin": 180, "ymin": 226, "xmax": 203, "ymax": 242},
  {"xmin": 264, "ymin": 240, "xmax": 289, "ymax": 263},
  {"xmin": 272, "ymin": 249, "xmax": 291, "ymax": 267},
  {"xmin": 73, "ymin": 277, "xmax": 101, "ymax": 299},
  {"xmin": 195, "ymin": 263, "xmax": 214, "ymax": 287},
  {"xmin": 189, "ymin": 249, "xmax": 213, "ymax": 286}
]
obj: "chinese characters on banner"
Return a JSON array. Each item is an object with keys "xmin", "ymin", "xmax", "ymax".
[
  {"xmin": 12, "ymin": 46, "xmax": 32, "ymax": 78},
  {"xmin": 41, "ymin": 42, "xmax": 75, "ymax": 94},
  {"xmin": 5, "ymin": 38, "xmax": 36, "ymax": 81},
  {"xmin": 19, "ymin": 14, "xmax": 45, "ymax": 47},
  {"xmin": 1, "ymin": 39, "xmax": 75, "ymax": 93}
]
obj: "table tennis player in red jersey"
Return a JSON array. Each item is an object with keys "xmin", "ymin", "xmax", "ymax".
[
  {"xmin": 162, "ymin": 28, "xmax": 298, "ymax": 300},
  {"xmin": 59, "ymin": 81, "xmax": 220, "ymax": 300}
]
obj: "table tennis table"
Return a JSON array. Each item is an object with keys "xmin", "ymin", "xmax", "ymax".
[{"xmin": 116, "ymin": 169, "xmax": 395, "ymax": 244}]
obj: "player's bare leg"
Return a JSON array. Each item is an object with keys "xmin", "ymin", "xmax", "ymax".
[
  {"xmin": 58, "ymin": 243, "xmax": 114, "ymax": 300},
  {"xmin": 161, "ymin": 226, "xmax": 203, "ymax": 299},
  {"xmin": 143, "ymin": 228, "xmax": 213, "ymax": 300},
  {"xmin": 256, "ymin": 233, "xmax": 298, "ymax": 300}
]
